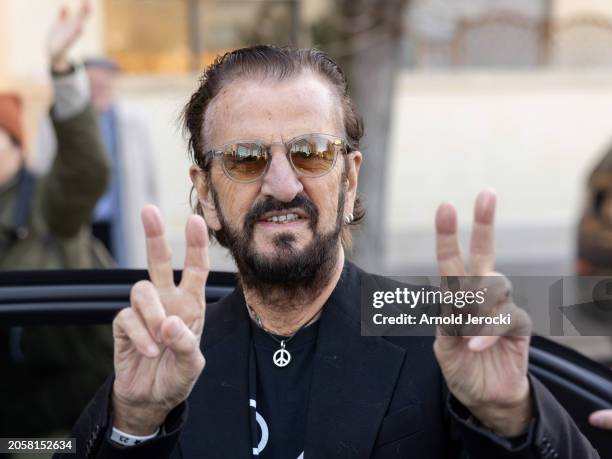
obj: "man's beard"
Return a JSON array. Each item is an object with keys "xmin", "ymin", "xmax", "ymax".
[{"xmin": 211, "ymin": 187, "xmax": 345, "ymax": 309}]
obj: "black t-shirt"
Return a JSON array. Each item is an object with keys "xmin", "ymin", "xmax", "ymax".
[{"xmin": 248, "ymin": 319, "xmax": 319, "ymax": 459}]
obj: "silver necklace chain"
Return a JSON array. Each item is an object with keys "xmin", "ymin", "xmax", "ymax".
[{"xmin": 246, "ymin": 303, "xmax": 324, "ymax": 368}]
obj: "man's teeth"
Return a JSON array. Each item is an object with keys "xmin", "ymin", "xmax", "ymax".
[{"xmin": 266, "ymin": 213, "xmax": 300, "ymax": 223}]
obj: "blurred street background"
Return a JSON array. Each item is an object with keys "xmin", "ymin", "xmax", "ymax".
[{"xmin": 2, "ymin": 0, "xmax": 612, "ymax": 359}]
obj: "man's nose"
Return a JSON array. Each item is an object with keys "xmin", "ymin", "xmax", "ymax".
[{"xmin": 260, "ymin": 149, "xmax": 303, "ymax": 202}]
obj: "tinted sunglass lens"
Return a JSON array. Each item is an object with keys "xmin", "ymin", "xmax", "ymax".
[
  {"xmin": 289, "ymin": 136, "xmax": 339, "ymax": 177},
  {"xmin": 222, "ymin": 143, "xmax": 267, "ymax": 181}
]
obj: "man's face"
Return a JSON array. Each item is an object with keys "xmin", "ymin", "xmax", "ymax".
[
  {"xmin": 192, "ymin": 73, "xmax": 361, "ymax": 289},
  {"xmin": 86, "ymin": 66, "xmax": 116, "ymax": 113},
  {"xmin": 0, "ymin": 127, "xmax": 21, "ymax": 185}
]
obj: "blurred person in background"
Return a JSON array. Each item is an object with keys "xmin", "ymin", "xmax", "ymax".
[
  {"xmin": 576, "ymin": 146, "xmax": 612, "ymax": 432},
  {"xmin": 0, "ymin": 0, "xmax": 112, "ymax": 440},
  {"xmin": 85, "ymin": 57, "xmax": 159, "ymax": 268},
  {"xmin": 576, "ymin": 144, "xmax": 612, "ymax": 276},
  {"xmin": 0, "ymin": 50, "xmax": 112, "ymax": 267}
]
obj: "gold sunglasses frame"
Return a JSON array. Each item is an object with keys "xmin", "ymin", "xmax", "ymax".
[{"xmin": 205, "ymin": 133, "xmax": 350, "ymax": 183}]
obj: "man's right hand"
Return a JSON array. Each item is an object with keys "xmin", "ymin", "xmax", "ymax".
[{"xmin": 111, "ymin": 205, "xmax": 209, "ymax": 435}]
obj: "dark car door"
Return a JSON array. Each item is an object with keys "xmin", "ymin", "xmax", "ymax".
[
  {"xmin": 529, "ymin": 336, "xmax": 612, "ymax": 456},
  {"xmin": 1, "ymin": 270, "xmax": 611, "ymax": 456}
]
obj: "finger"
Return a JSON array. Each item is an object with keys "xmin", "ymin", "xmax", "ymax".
[
  {"xmin": 113, "ymin": 308, "xmax": 159, "ymax": 358},
  {"xmin": 589, "ymin": 410, "xmax": 612, "ymax": 430},
  {"xmin": 161, "ymin": 316, "xmax": 206, "ymax": 377},
  {"xmin": 469, "ymin": 190, "xmax": 496, "ymax": 275},
  {"xmin": 462, "ymin": 283, "xmax": 531, "ymax": 339},
  {"xmin": 74, "ymin": 0, "xmax": 91, "ymax": 32},
  {"xmin": 131, "ymin": 280, "xmax": 166, "ymax": 343},
  {"xmin": 478, "ymin": 274, "xmax": 532, "ymax": 337},
  {"xmin": 505, "ymin": 302, "xmax": 532, "ymax": 337},
  {"xmin": 468, "ymin": 335, "xmax": 500, "ymax": 351},
  {"xmin": 179, "ymin": 215, "xmax": 210, "ymax": 297},
  {"xmin": 435, "ymin": 202, "xmax": 466, "ymax": 277},
  {"xmin": 142, "ymin": 205, "xmax": 175, "ymax": 289},
  {"xmin": 66, "ymin": 24, "xmax": 84, "ymax": 45},
  {"xmin": 475, "ymin": 273, "xmax": 512, "ymax": 311},
  {"xmin": 79, "ymin": 0, "xmax": 92, "ymax": 18},
  {"xmin": 58, "ymin": 7, "xmax": 68, "ymax": 21}
]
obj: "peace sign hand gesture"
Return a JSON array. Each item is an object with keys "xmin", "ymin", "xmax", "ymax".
[
  {"xmin": 433, "ymin": 191, "xmax": 534, "ymax": 437},
  {"xmin": 48, "ymin": 0, "xmax": 91, "ymax": 73},
  {"xmin": 112, "ymin": 206, "xmax": 209, "ymax": 435}
]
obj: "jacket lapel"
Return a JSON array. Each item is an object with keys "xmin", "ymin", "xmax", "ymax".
[
  {"xmin": 305, "ymin": 263, "xmax": 407, "ymax": 457},
  {"xmin": 177, "ymin": 262, "xmax": 407, "ymax": 458},
  {"xmin": 178, "ymin": 288, "xmax": 253, "ymax": 459}
]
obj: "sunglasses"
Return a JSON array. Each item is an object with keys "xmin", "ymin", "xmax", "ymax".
[{"xmin": 205, "ymin": 133, "xmax": 350, "ymax": 183}]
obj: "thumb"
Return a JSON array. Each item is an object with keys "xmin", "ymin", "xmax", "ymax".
[{"xmin": 161, "ymin": 316, "xmax": 205, "ymax": 378}]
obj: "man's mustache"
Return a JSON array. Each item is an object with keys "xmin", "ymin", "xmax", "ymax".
[{"xmin": 244, "ymin": 194, "xmax": 319, "ymax": 230}]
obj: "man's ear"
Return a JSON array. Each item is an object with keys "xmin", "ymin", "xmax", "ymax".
[
  {"xmin": 344, "ymin": 151, "xmax": 362, "ymax": 215},
  {"xmin": 189, "ymin": 165, "xmax": 222, "ymax": 231}
]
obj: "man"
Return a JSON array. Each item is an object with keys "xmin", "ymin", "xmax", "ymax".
[
  {"xmin": 575, "ymin": 145, "xmax": 612, "ymax": 432},
  {"xmin": 64, "ymin": 46, "xmax": 598, "ymax": 458},
  {"xmin": 85, "ymin": 57, "xmax": 159, "ymax": 268},
  {"xmin": 576, "ymin": 141, "xmax": 612, "ymax": 276},
  {"xmin": 0, "ymin": 0, "xmax": 113, "ymax": 436}
]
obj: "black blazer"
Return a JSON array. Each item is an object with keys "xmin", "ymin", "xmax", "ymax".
[{"xmin": 59, "ymin": 262, "xmax": 599, "ymax": 459}]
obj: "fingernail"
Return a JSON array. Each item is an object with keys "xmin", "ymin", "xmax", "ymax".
[
  {"xmin": 479, "ymin": 191, "xmax": 490, "ymax": 206},
  {"xmin": 436, "ymin": 203, "xmax": 457, "ymax": 234},
  {"xmin": 146, "ymin": 344, "xmax": 159, "ymax": 357},
  {"xmin": 468, "ymin": 337, "xmax": 485, "ymax": 351},
  {"xmin": 476, "ymin": 193, "xmax": 494, "ymax": 221},
  {"xmin": 166, "ymin": 319, "xmax": 181, "ymax": 339}
]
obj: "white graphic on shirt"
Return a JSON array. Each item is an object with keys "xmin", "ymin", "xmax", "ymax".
[
  {"xmin": 249, "ymin": 398, "xmax": 304, "ymax": 458},
  {"xmin": 250, "ymin": 399, "xmax": 269, "ymax": 455}
]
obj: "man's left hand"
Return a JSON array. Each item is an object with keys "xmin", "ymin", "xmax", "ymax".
[{"xmin": 433, "ymin": 190, "xmax": 534, "ymax": 437}]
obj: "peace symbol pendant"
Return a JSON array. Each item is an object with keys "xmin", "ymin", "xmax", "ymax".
[{"xmin": 273, "ymin": 341, "xmax": 291, "ymax": 367}]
